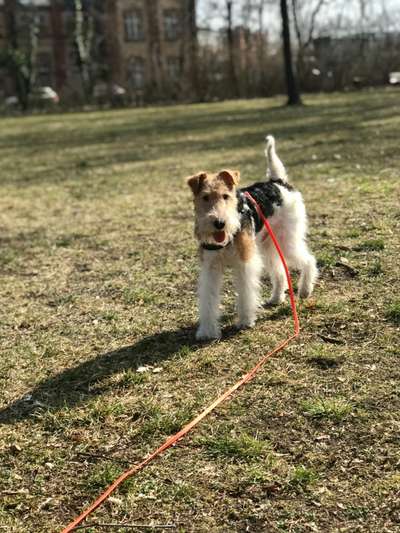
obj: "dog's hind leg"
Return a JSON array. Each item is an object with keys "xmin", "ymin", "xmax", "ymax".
[
  {"xmin": 263, "ymin": 249, "xmax": 288, "ymax": 305},
  {"xmin": 196, "ymin": 255, "xmax": 223, "ymax": 340},
  {"xmin": 285, "ymin": 240, "xmax": 318, "ymax": 299},
  {"xmin": 297, "ymin": 249, "xmax": 318, "ymax": 299}
]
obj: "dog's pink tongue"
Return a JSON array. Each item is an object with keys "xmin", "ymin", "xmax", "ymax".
[{"xmin": 214, "ymin": 231, "xmax": 226, "ymax": 243}]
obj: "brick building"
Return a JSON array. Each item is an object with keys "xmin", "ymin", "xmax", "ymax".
[
  {"xmin": 313, "ymin": 31, "xmax": 400, "ymax": 90},
  {"xmin": 0, "ymin": 0, "xmax": 197, "ymax": 102},
  {"xmin": 105, "ymin": 0, "xmax": 197, "ymax": 99}
]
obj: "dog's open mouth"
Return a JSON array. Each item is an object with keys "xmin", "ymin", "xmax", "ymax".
[{"xmin": 213, "ymin": 231, "xmax": 226, "ymax": 243}]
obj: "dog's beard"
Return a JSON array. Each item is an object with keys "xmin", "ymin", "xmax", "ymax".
[{"xmin": 196, "ymin": 212, "xmax": 241, "ymax": 245}]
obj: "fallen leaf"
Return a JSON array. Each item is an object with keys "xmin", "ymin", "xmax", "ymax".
[{"xmin": 137, "ymin": 365, "xmax": 152, "ymax": 373}]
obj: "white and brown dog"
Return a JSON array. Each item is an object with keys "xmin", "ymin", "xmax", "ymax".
[{"xmin": 186, "ymin": 136, "xmax": 318, "ymax": 341}]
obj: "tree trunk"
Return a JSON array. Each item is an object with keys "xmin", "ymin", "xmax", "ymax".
[
  {"xmin": 182, "ymin": 0, "xmax": 199, "ymax": 100},
  {"xmin": 226, "ymin": 0, "xmax": 239, "ymax": 98},
  {"xmin": 74, "ymin": 0, "xmax": 94, "ymax": 101},
  {"xmin": 280, "ymin": 0, "xmax": 302, "ymax": 105},
  {"xmin": 50, "ymin": 0, "xmax": 67, "ymax": 91},
  {"xmin": 104, "ymin": 0, "xmax": 123, "ymax": 86},
  {"xmin": 145, "ymin": 0, "xmax": 163, "ymax": 98},
  {"xmin": 27, "ymin": 7, "xmax": 40, "ymax": 90},
  {"xmin": 257, "ymin": 0, "xmax": 267, "ymax": 94},
  {"xmin": 4, "ymin": 0, "xmax": 17, "ymax": 48},
  {"xmin": 3, "ymin": 0, "xmax": 29, "ymax": 110}
]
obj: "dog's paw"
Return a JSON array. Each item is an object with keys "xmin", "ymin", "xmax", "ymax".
[
  {"xmin": 236, "ymin": 318, "xmax": 256, "ymax": 330},
  {"xmin": 265, "ymin": 294, "xmax": 286, "ymax": 306},
  {"xmin": 298, "ymin": 287, "xmax": 312, "ymax": 299},
  {"xmin": 196, "ymin": 325, "xmax": 221, "ymax": 341}
]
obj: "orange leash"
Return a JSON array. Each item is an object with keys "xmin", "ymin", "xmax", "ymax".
[{"xmin": 61, "ymin": 192, "xmax": 300, "ymax": 532}]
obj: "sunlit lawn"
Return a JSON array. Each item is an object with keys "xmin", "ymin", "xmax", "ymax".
[{"xmin": 1, "ymin": 88, "xmax": 399, "ymax": 531}]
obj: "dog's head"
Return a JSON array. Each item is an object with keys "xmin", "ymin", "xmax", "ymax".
[{"xmin": 186, "ymin": 169, "xmax": 241, "ymax": 246}]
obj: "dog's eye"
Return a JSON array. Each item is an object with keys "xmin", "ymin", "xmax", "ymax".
[
  {"xmin": 223, "ymin": 194, "xmax": 229, "ymax": 200},
  {"xmin": 202, "ymin": 195, "xmax": 209, "ymax": 202}
]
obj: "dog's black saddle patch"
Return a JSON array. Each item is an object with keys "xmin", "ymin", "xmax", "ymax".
[{"xmin": 238, "ymin": 179, "xmax": 294, "ymax": 233}]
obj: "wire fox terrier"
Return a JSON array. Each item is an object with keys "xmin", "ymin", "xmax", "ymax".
[{"xmin": 186, "ymin": 136, "xmax": 318, "ymax": 341}]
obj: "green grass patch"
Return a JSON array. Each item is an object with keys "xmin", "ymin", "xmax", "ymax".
[
  {"xmin": 355, "ymin": 239, "xmax": 385, "ymax": 252},
  {"xmin": 317, "ymin": 251, "xmax": 336, "ymax": 268},
  {"xmin": 84, "ymin": 463, "xmax": 134, "ymax": 495},
  {"xmin": 89, "ymin": 399, "xmax": 126, "ymax": 422},
  {"xmin": 345, "ymin": 505, "xmax": 370, "ymax": 520},
  {"xmin": 116, "ymin": 369, "xmax": 149, "ymax": 387},
  {"xmin": 198, "ymin": 432, "xmax": 271, "ymax": 462},
  {"xmin": 385, "ymin": 301, "xmax": 400, "ymax": 325},
  {"xmin": 122, "ymin": 287, "xmax": 161, "ymax": 305},
  {"xmin": 374, "ymin": 473, "xmax": 400, "ymax": 495},
  {"xmin": 345, "ymin": 228, "xmax": 362, "ymax": 238},
  {"xmin": 0, "ymin": 249, "xmax": 18, "ymax": 266},
  {"xmin": 306, "ymin": 344, "xmax": 343, "ymax": 369},
  {"xmin": 140, "ymin": 405, "xmax": 195, "ymax": 437},
  {"xmin": 128, "ymin": 476, "xmax": 195, "ymax": 503},
  {"xmin": 367, "ymin": 259, "xmax": 384, "ymax": 277},
  {"xmin": 289, "ymin": 465, "xmax": 319, "ymax": 490},
  {"xmin": 301, "ymin": 398, "xmax": 352, "ymax": 420},
  {"xmin": 244, "ymin": 463, "xmax": 278, "ymax": 484}
]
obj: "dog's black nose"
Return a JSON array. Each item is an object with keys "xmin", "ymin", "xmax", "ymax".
[{"xmin": 214, "ymin": 220, "xmax": 225, "ymax": 230}]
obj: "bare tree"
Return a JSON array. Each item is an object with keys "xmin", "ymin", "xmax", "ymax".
[
  {"xmin": 225, "ymin": 0, "xmax": 237, "ymax": 94},
  {"xmin": 181, "ymin": 0, "xmax": 199, "ymax": 100},
  {"xmin": 50, "ymin": 0, "xmax": 67, "ymax": 90},
  {"xmin": 237, "ymin": 0, "xmax": 271, "ymax": 96},
  {"xmin": 103, "ymin": 0, "xmax": 123, "ymax": 87},
  {"xmin": 73, "ymin": 0, "xmax": 95, "ymax": 100},
  {"xmin": 254, "ymin": 0, "xmax": 271, "ymax": 95},
  {"xmin": 291, "ymin": 0, "xmax": 329, "ymax": 81},
  {"xmin": 27, "ymin": 4, "xmax": 40, "ymax": 90},
  {"xmin": 280, "ymin": 0, "xmax": 301, "ymax": 104},
  {"xmin": 1, "ymin": 0, "xmax": 40, "ymax": 110},
  {"xmin": 226, "ymin": 0, "xmax": 240, "ymax": 98},
  {"xmin": 145, "ymin": 0, "xmax": 164, "ymax": 98}
]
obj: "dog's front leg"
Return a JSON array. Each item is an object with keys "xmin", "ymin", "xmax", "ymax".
[
  {"xmin": 196, "ymin": 253, "xmax": 223, "ymax": 341},
  {"xmin": 234, "ymin": 233, "xmax": 263, "ymax": 329}
]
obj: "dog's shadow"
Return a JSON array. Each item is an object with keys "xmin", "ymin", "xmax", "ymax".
[{"xmin": 0, "ymin": 324, "xmax": 240, "ymax": 425}]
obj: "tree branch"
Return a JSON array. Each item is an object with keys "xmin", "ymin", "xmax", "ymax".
[
  {"xmin": 291, "ymin": 0, "xmax": 304, "ymax": 50},
  {"xmin": 304, "ymin": 0, "xmax": 328, "ymax": 49}
]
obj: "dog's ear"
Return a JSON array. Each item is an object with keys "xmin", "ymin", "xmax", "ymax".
[
  {"xmin": 218, "ymin": 169, "xmax": 240, "ymax": 189},
  {"xmin": 186, "ymin": 172, "xmax": 207, "ymax": 195}
]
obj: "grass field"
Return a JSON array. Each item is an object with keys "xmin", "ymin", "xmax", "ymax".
[{"xmin": 1, "ymin": 89, "xmax": 399, "ymax": 532}]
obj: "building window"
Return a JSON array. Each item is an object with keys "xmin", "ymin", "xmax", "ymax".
[
  {"xmin": 167, "ymin": 56, "xmax": 181, "ymax": 81},
  {"xmin": 163, "ymin": 10, "xmax": 180, "ymax": 41},
  {"xmin": 37, "ymin": 11, "xmax": 50, "ymax": 38},
  {"xmin": 124, "ymin": 11, "xmax": 144, "ymax": 41},
  {"xmin": 36, "ymin": 52, "xmax": 52, "ymax": 86},
  {"xmin": 15, "ymin": 10, "xmax": 49, "ymax": 38},
  {"xmin": 16, "ymin": 11, "xmax": 30, "ymax": 33},
  {"xmin": 63, "ymin": 10, "xmax": 75, "ymax": 34},
  {"xmin": 127, "ymin": 57, "xmax": 145, "ymax": 90}
]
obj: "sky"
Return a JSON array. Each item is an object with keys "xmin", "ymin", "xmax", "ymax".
[{"xmin": 197, "ymin": 0, "xmax": 400, "ymax": 36}]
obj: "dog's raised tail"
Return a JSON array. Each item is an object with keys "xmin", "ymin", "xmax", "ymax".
[{"xmin": 265, "ymin": 135, "xmax": 288, "ymax": 182}]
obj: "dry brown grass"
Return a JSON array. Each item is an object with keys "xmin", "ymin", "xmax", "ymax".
[{"xmin": 1, "ymin": 89, "xmax": 399, "ymax": 532}]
